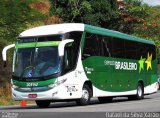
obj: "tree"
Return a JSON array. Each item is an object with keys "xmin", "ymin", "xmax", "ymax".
[
  {"xmin": 116, "ymin": 0, "xmax": 160, "ymax": 46},
  {"xmin": 49, "ymin": 0, "xmax": 118, "ymax": 28},
  {"xmin": 0, "ymin": 0, "xmax": 46, "ymax": 84},
  {"xmin": 133, "ymin": 5, "xmax": 160, "ymax": 45},
  {"xmin": 0, "ymin": 0, "xmax": 45, "ymax": 42},
  {"xmin": 115, "ymin": 0, "xmax": 147, "ymax": 33}
]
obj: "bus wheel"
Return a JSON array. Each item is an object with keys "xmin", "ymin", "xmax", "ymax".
[
  {"xmin": 98, "ymin": 97, "xmax": 113, "ymax": 103},
  {"xmin": 35, "ymin": 100, "xmax": 50, "ymax": 108},
  {"xmin": 128, "ymin": 83, "xmax": 144, "ymax": 100},
  {"xmin": 136, "ymin": 83, "xmax": 144, "ymax": 100},
  {"xmin": 76, "ymin": 84, "xmax": 91, "ymax": 106}
]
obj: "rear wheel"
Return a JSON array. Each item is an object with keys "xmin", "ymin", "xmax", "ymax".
[
  {"xmin": 128, "ymin": 83, "xmax": 144, "ymax": 100},
  {"xmin": 136, "ymin": 83, "xmax": 144, "ymax": 100},
  {"xmin": 98, "ymin": 97, "xmax": 113, "ymax": 103},
  {"xmin": 35, "ymin": 100, "xmax": 50, "ymax": 108},
  {"xmin": 76, "ymin": 84, "xmax": 91, "ymax": 106}
]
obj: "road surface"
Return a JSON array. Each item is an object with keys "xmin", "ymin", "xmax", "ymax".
[{"xmin": 0, "ymin": 91, "xmax": 160, "ymax": 118}]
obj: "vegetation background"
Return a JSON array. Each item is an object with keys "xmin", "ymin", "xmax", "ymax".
[{"xmin": 0, "ymin": 0, "xmax": 160, "ymax": 105}]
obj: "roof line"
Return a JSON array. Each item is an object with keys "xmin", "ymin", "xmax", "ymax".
[{"xmin": 85, "ymin": 24, "xmax": 155, "ymax": 45}]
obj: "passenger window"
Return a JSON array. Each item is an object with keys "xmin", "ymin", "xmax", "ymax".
[
  {"xmin": 101, "ymin": 36, "xmax": 112, "ymax": 57},
  {"xmin": 83, "ymin": 33, "xmax": 99, "ymax": 59},
  {"xmin": 136, "ymin": 43, "xmax": 147, "ymax": 59},
  {"xmin": 125, "ymin": 40, "xmax": 137, "ymax": 59},
  {"xmin": 112, "ymin": 38, "xmax": 125, "ymax": 58}
]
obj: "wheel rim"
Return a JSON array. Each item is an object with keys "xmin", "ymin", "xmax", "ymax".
[
  {"xmin": 137, "ymin": 86, "xmax": 142, "ymax": 97},
  {"xmin": 82, "ymin": 89, "xmax": 89, "ymax": 101}
]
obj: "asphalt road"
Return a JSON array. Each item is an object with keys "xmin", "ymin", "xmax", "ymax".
[{"xmin": 0, "ymin": 91, "xmax": 160, "ymax": 118}]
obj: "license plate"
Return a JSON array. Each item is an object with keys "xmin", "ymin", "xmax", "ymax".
[{"xmin": 28, "ymin": 94, "xmax": 37, "ymax": 98}]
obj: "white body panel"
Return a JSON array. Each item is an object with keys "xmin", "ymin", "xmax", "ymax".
[
  {"xmin": 19, "ymin": 23, "xmax": 84, "ymax": 37},
  {"xmin": 144, "ymin": 82, "xmax": 158, "ymax": 94}
]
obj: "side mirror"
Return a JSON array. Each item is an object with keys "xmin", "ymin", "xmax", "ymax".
[
  {"xmin": 2, "ymin": 44, "xmax": 15, "ymax": 67},
  {"xmin": 58, "ymin": 39, "xmax": 74, "ymax": 57}
]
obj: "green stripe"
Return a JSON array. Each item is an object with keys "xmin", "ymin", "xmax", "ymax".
[
  {"xmin": 36, "ymin": 41, "xmax": 60, "ymax": 47},
  {"xmin": 16, "ymin": 43, "xmax": 36, "ymax": 48},
  {"xmin": 13, "ymin": 78, "xmax": 57, "ymax": 87},
  {"xmin": 16, "ymin": 41, "xmax": 60, "ymax": 48}
]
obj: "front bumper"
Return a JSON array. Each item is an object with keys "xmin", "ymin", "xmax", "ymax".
[{"xmin": 11, "ymin": 84, "xmax": 81, "ymax": 100}]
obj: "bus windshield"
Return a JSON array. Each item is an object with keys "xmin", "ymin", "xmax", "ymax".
[{"xmin": 13, "ymin": 46, "xmax": 60, "ymax": 78}]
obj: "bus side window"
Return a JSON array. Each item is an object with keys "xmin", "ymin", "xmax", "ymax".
[
  {"xmin": 148, "ymin": 44, "xmax": 156, "ymax": 60},
  {"xmin": 112, "ymin": 38, "xmax": 125, "ymax": 58},
  {"xmin": 82, "ymin": 33, "xmax": 99, "ymax": 59},
  {"xmin": 136, "ymin": 43, "xmax": 148, "ymax": 60},
  {"xmin": 63, "ymin": 31, "xmax": 82, "ymax": 73},
  {"xmin": 125, "ymin": 40, "xmax": 137, "ymax": 60},
  {"xmin": 63, "ymin": 47, "xmax": 72, "ymax": 71},
  {"xmin": 101, "ymin": 36, "xmax": 112, "ymax": 57}
]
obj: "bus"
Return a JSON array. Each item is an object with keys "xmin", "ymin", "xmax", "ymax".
[{"xmin": 2, "ymin": 23, "xmax": 158, "ymax": 108}]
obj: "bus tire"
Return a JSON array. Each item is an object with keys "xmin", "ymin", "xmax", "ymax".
[
  {"xmin": 98, "ymin": 97, "xmax": 113, "ymax": 103},
  {"xmin": 76, "ymin": 84, "xmax": 91, "ymax": 106},
  {"xmin": 128, "ymin": 83, "xmax": 144, "ymax": 100},
  {"xmin": 136, "ymin": 83, "xmax": 144, "ymax": 100},
  {"xmin": 35, "ymin": 100, "xmax": 50, "ymax": 108}
]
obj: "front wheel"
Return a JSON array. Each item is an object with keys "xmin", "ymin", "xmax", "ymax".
[
  {"xmin": 35, "ymin": 100, "xmax": 50, "ymax": 108},
  {"xmin": 76, "ymin": 85, "xmax": 91, "ymax": 106}
]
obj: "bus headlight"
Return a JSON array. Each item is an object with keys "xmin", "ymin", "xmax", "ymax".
[
  {"xmin": 11, "ymin": 79, "xmax": 13, "ymax": 85},
  {"xmin": 48, "ymin": 78, "xmax": 67, "ymax": 88},
  {"xmin": 12, "ymin": 85, "xmax": 19, "ymax": 89},
  {"xmin": 11, "ymin": 79, "xmax": 19, "ymax": 89}
]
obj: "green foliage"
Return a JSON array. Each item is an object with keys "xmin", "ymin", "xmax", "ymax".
[
  {"xmin": 0, "ymin": 0, "xmax": 46, "ymax": 84},
  {"xmin": 114, "ymin": 0, "xmax": 147, "ymax": 33},
  {"xmin": 126, "ymin": 1, "xmax": 148, "ymax": 17},
  {"xmin": 115, "ymin": 0, "xmax": 160, "ymax": 47},
  {"xmin": 0, "ymin": 0, "xmax": 45, "ymax": 42},
  {"xmin": 50, "ymin": 0, "xmax": 118, "ymax": 27},
  {"xmin": 133, "ymin": 5, "xmax": 160, "ymax": 46}
]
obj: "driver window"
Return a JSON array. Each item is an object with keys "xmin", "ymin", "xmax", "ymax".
[{"xmin": 64, "ymin": 47, "xmax": 72, "ymax": 71}]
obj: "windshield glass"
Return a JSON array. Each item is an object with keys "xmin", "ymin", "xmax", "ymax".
[{"xmin": 13, "ymin": 46, "xmax": 60, "ymax": 78}]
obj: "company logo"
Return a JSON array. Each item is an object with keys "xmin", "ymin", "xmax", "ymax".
[
  {"xmin": 28, "ymin": 70, "xmax": 33, "ymax": 77},
  {"xmin": 104, "ymin": 60, "xmax": 137, "ymax": 71},
  {"xmin": 104, "ymin": 52, "xmax": 153, "ymax": 73},
  {"xmin": 115, "ymin": 62, "xmax": 137, "ymax": 70},
  {"xmin": 138, "ymin": 53, "xmax": 152, "ymax": 73}
]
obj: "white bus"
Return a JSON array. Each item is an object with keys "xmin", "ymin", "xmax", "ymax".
[{"xmin": 2, "ymin": 23, "xmax": 158, "ymax": 108}]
